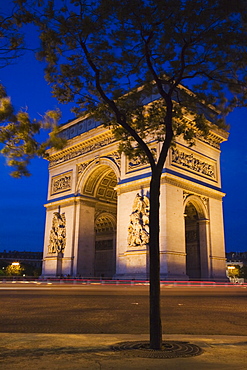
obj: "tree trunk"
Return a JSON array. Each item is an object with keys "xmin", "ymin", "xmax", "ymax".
[{"xmin": 149, "ymin": 169, "xmax": 162, "ymax": 349}]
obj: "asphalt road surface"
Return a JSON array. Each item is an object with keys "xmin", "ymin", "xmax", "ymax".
[{"xmin": 0, "ymin": 283, "xmax": 246, "ymax": 336}]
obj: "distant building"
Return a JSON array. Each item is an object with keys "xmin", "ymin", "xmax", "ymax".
[
  {"xmin": 226, "ymin": 251, "xmax": 247, "ymax": 283},
  {"xmin": 0, "ymin": 250, "xmax": 43, "ymax": 269},
  {"xmin": 226, "ymin": 251, "xmax": 247, "ymax": 264}
]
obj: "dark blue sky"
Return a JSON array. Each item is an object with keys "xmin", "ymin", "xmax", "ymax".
[{"xmin": 0, "ymin": 42, "xmax": 247, "ymax": 253}]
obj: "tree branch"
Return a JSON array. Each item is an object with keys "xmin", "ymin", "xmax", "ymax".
[{"xmin": 79, "ymin": 37, "xmax": 156, "ymax": 169}]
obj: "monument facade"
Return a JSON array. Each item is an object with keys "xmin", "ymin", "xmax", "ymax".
[{"xmin": 42, "ymin": 112, "xmax": 228, "ymax": 281}]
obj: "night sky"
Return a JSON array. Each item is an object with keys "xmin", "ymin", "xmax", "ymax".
[{"xmin": 0, "ymin": 37, "xmax": 247, "ymax": 254}]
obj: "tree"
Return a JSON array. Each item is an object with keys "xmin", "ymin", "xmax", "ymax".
[
  {"xmin": 227, "ymin": 265, "xmax": 241, "ymax": 279},
  {"xmin": 0, "ymin": 3, "xmax": 66, "ymax": 177},
  {"xmin": 5, "ymin": 262, "xmax": 24, "ymax": 276},
  {"xmin": 0, "ymin": 5, "xmax": 24, "ymax": 68},
  {"xmin": 0, "ymin": 84, "xmax": 65, "ymax": 177},
  {"xmin": 239, "ymin": 265, "xmax": 247, "ymax": 280},
  {"xmin": 15, "ymin": 0, "xmax": 247, "ymax": 349}
]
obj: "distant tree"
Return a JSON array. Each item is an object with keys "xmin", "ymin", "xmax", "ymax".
[
  {"xmin": 14, "ymin": 0, "xmax": 247, "ymax": 349},
  {"xmin": 5, "ymin": 263, "xmax": 24, "ymax": 276},
  {"xmin": 239, "ymin": 265, "xmax": 247, "ymax": 280},
  {"xmin": 0, "ymin": 261, "xmax": 7, "ymax": 276},
  {"xmin": 0, "ymin": 260, "xmax": 8, "ymax": 269},
  {"xmin": 228, "ymin": 265, "xmax": 241, "ymax": 278},
  {"xmin": 21, "ymin": 262, "xmax": 41, "ymax": 276}
]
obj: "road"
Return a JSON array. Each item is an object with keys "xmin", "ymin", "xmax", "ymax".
[{"xmin": 0, "ymin": 282, "xmax": 246, "ymax": 336}]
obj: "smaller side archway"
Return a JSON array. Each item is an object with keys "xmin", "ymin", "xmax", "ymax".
[
  {"xmin": 76, "ymin": 156, "xmax": 120, "ymax": 195},
  {"xmin": 94, "ymin": 212, "xmax": 116, "ymax": 277},
  {"xmin": 184, "ymin": 195, "xmax": 210, "ymax": 280}
]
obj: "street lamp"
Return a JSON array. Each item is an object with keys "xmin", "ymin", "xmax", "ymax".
[{"xmin": 11, "ymin": 262, "xmax": 20, "ymax": 266}]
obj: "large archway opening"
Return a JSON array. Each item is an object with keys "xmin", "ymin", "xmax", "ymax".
[
  {"xmin": 184, "ymin": 202, "xmax": 201, "ymax": 279},
  {"xmin": 82, "ymin": 165, "xmax": 117, "ymax": 278}
]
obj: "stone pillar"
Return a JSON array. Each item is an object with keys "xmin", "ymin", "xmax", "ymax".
[
  {"xmin": 160, "ymin": 184, "xmax": 188, "ymax": 280},
  {"xmin": 198, "ymin": 219, "xmax": 210, "ymax": 279},
  {"xmin": 42, "ymin": 255, "xmax": 61, "ymax": 277},
  {"xmin": 208, "ymin": 198, "xmax": 227, "ymax": 281},
  {"xmin": 73, "ymin": 200, "xmax": 96, "ymax": 277}
]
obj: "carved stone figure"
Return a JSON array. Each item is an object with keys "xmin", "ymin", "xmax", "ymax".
[
  {"xmin": 48, "ymin": 212, "xmax": 66, "ymax": 254},
  {"xmin": 128, "ymin": 193, "xmax": 150, "ymax": 248}
]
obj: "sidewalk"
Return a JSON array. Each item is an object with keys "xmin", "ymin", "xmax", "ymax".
[{"xmin": 0, "ymin": 333, "xmax": 246, "ymax": 370}]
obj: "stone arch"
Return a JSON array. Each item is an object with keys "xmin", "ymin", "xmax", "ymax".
[
  {"xmin": 95, "ymin": 212, "xmax": 116, "ymax": 234},
  {"xmin": 183, "ymin": 194, "xmax": 210, "ymax": 280},
  {"xmin": 76, "ymin": 156, "xmax": 120, "ymax": 195},
  {"xmin": 76, "ymin": 160, "xmax": 118, "ymax": 278},
  {"xmin": 183, "ymin": 194, "xmax": 208, "ymax": 220},
  {"xmin": 83, "ymin": 166, "xmax": 117, "ymax": 203}
]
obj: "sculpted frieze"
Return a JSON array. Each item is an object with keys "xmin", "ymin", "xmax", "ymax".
[
  {"xmin": 171, "ymin": 148, "xmax": 216, "ymax": 179},
  {"xmin": 127, "ymin": 147, "xmax": 157, "ymax": 172},
  {"xmin": 77, "ymin": 151, "xmax": 121, "ymax": 179},
  {"xmin": 77, "ymin": 161, "xmax": 90, "ymax": 176},
  {"xmin": 51, "ymin": 171, "xmax": 72, "ymax": 195},
  {"xmin": 49, "ymin": 135, "xmax": 116, "ymax": 167},
  {"xmin": 107, "ymin": 151, "xmax": 121, "ymax": 167}
]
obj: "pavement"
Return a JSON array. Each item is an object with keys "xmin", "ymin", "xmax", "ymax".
[{"xmin": 0, "ymin": 333, "xmax": 246, "ymax": 370}]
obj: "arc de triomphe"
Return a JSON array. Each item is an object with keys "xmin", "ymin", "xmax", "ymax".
[{"xmin": 42, "ymin": 113, "xmax": 228, "ymax": 281}]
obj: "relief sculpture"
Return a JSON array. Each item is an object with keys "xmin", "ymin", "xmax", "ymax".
[
  {"xmin": 51, "ymin": 171, "xmax": 72, "ymax": 195},
  {"xmin": 128, "ymin": 193, "xmax": 150, "ymax": 248},
  {"xmin": 171, "ymin": 148, "xmax": 215, "ymax": 179},
  {"xmin": 48, "ymin": 212, "xmax": 66, "ymax": 254}
]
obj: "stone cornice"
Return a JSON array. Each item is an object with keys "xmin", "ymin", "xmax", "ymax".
[
  {"xmin": 116, "ymin": 171, "xmax": 225, "ymax": 200},
  {"xmin": 116, "ymin": 176, "xmax": 151, "ymax": 195},
  {"xmin": 177, "ymin": 116, "xmax": 228, "ymax": 149},
  {"xmin": 120, "ymin": 250, "xmax": 148, "ymax": 256},
  {"xmin": 47, "ymin": 118, "xmax": 228, "ymax": 168},
  {"xmin": 160, "ymin": 251, "xmax": 186, "ymax": 256},
  {"xmin": 48, "ymin": 130, "xmax": 116, "ymax": 168},
  {"xmin": 44, "ymin": 195, "xmax": 97, "ymax": 210},
  {"xmin": 210, "ymin": 255, "xmax": 226, "ymax": 261},
  {"xmin": 163, "ymin": 173, "xmax": 225, "ymax": 200},
  {"xmin": 198, "ymin": 128, "xmax": 228, "ymax": 149}
]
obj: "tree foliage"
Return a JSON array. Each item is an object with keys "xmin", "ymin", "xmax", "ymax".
[
  {"xmin": 17, "ymin": 1, "xmax": 247, "ymax": 138},
  {"xmin": 239, "ymin": 265, "xmax": 247, "ymax": 280},
  {"xmin": 3, "ymin": 0, "xmax": 247, "ymax": 175},
  {"xmin": 0, "ymin": 4, "xmax": 24, "ymax": 68},
  {"xmin": 5, "ymin": 263, "xmax": 24, "ymax": 276},
  {"xmin": 0, "ymin": 2, "xmax": 67, "ymax": 177},
  {"xmin": 9, "ymin": 0, "xmax": 247, "ymax": 349},
  {"xmin": 0, "ymin": 83, "xmax": 65, "ymax": 177}
]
